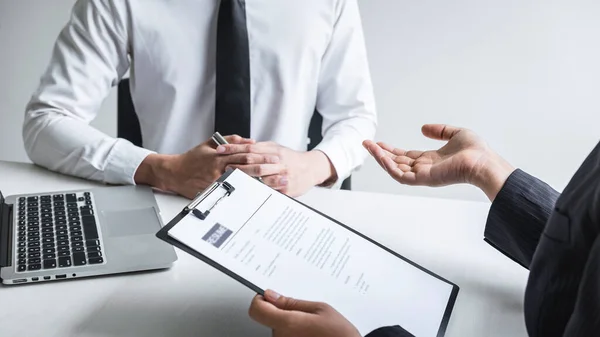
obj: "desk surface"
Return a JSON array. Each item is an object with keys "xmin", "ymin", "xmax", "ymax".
[{"xmin": 0, "ymin": 161, "xmax": 529, "ymax": 337}]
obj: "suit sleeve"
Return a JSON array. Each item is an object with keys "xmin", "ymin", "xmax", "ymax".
[
  {"xmin": 365, "ymin": 326, "xmax": 414, "ymax": 337},
  {"xmin": 484, "ymin": 169, "xmax": 560, "ymax": 269}
]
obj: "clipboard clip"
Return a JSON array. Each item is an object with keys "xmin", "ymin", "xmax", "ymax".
[{"xmin": 184, "ymin": 181, "xmax": 235, "ymax": 220}]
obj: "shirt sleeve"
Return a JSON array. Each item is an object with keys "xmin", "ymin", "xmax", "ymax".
[
  {"xmin": 313, "ymin": 0, "xmax": 378, "ymax": 188},
  {"xmin": 22, "ymin": 0, "xmax": 154, "ymax": 185},
  {"xmin": 484, "ymin": 169, "xmax": 560, "ymax": 269}
]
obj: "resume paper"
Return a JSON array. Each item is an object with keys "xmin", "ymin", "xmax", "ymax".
[{"xmin": 167, "ymin": 170, "xmax": 457, "ymax": 337}]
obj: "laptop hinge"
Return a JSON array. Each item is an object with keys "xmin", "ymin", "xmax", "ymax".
[{"xmin": 0, "ymin": 190, "xmax": 12, "ymax": 268}]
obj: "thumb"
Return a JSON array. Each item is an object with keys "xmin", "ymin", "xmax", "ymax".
[
  {"xmin": 248, "ymin": 293, "xmax": 292, "ymax": 329},
  {"xmin": 265, "ymin": 289, "xmax": 325, "ymax": 313},
  {"xmin": 421, "ymin": 124, "xmax": 462, "ymax": 141}
]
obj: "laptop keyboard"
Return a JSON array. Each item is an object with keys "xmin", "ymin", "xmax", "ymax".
[{"xmin": 15, "ymin": 192, "xmax": 105, "ymax": 273}]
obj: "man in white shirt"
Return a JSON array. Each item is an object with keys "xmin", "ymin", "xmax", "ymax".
[{"xmin": 23, "ymin": 0, "xmax": 377, "ymax": 199}]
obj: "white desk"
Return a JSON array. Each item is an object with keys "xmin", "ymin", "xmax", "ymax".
[{"xmin": 0, "ymin": 161, "xmax": 529, "ymax": 337}]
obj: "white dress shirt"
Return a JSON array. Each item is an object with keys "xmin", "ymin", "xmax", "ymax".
[{"xmin": 23, "ymin": 0, "xmax": 377, "ymax": 187}]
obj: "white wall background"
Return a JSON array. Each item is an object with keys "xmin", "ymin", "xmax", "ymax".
[
  {"xmin": 0, "ymin": 0, "xmax": 117, "ymax": 159},
  {"xmin": 354, "ymin": 0, "xmax": 600, "ymax": 201},
  {"xmin": 1, "ymin": 0, "xmax": 600, "ymax": 202}
]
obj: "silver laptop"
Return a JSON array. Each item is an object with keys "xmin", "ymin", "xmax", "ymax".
[{"xmin": 0, "ymin": 185, "xmax": 177, "ymax": 285}]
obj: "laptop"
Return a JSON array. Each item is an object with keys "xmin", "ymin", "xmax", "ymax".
[{"xmin": 0, "ymin": 185, "xmax": 177, "ymax": 285}]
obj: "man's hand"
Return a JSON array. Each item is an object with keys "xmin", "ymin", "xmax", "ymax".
[
  {"xmin": 216, "ymin": 142, "xmax": 337, "ymax": 197},
  {"xmin": 363, "ymin": 124, "xmax": 515, "ymax": 201},
  {"xmin": 248, "ymin": 290, "xmax": 361, "ymax": 337},
  {"xmin": 134, "ymin": 135, "xmax": 280, "ymax": 199}
]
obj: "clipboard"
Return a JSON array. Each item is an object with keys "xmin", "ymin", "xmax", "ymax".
[{"xmin": 156, "ymin": 169, "xmax": 459, "ymax": 337}]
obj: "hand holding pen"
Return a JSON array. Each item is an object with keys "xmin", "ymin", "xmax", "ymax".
[
  {"xmin": 211, "ymin": 132, "xmax": 332, "ymax": 197},
  {"xmin": 212, "ymin": 132, "xmax": 264, "ymax": 183}
]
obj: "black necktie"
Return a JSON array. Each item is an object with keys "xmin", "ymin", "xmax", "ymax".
[{"xmin": 214, "ymin": 0, "xmax": 251, "ymax": 138}]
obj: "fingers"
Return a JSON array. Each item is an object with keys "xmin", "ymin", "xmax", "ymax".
[
  {"xmin": 381, "ymin": 157, "xmax": 418, "ymax": 185},
  {"xmin": 377, "ymin": 142, "xmax": 423, "ymax": 160},
  {"xmin": 421, "ymin": 124, "xmax": 461, "ymax": 141},
  {"xmin": 364, "ymin": 141, "xmax": 389, "ymax": 157},
  {"xmin": 366, "ymin": 140, "xmax": 421, "ymax": 163},
  {"xmin": 265, "ymin": 290, "xmax": 327, "ymax": 314},
  {"xmin": 369, "ymin": 145, "xmax": 387, "ymax": 168},
  {"xmin": 363, "ymin": 141, "xmax": 393, "ymax": 168},
  {"xmin": 403, "ymin": 150, "xmax": 424, "ymax": 160},
  {"xmin": 364, "ymin": 140, "xmax": 431, "ymax": 186},
  {"xmin": 362, "ymin": 140, "xmax": 380, "ymax": 159},
  {"xmin": 364, "ymin": 141, "xmax": 416, "ymax": 169},
  {"xmin": 228, "ymin": 164, "xmax": 287, "ymax": 177},
  {"xmin": 217, "ymin": 142, "xmax": 278, "ymax": 155},
  {"xmin": 223, "ymin": 153, "xmax": 280, "ymax": 165},
  {"xmin": 362, "ymin": 140, "xmax": 378, "ymax": 151},
  {"xmin": 365, "ymin": 139, "xmax": 438, "ymax": 187},
  {"xmin": 224, "ymin": 134, "xmax": 255, "ymax": 144},
  {"xmin": 248, "ymin": 294, "xmax": 291, "ymax": 329},
  {"xmin": 260, "ymin": 174, "xmax": 289, "ymax": 190},
  {"xmin": 217, "ymin": 143, "xmax": 252, "ymax": 154},
  {"xmin": 377, "ymin": 142, "xmax": 404, "ymax": 156},
  {"xmin": 375, "ymin": 141, "xmax": 394, "ymax": 153},
  {"xmin": 391, "ymin": 156, "xmax": 415, "ymax": 167}
]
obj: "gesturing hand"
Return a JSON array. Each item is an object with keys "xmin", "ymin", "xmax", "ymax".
[
  {"xmin": 216, "ymin": 142, "xmax": 336, "ymax": 197},
  {"xmin": 248, "ymin": 290, "xmax": 361, "ymax": 337},
  {"xmin": 363, "ymin": 124, "xmax": 515, "ymax": 201}
]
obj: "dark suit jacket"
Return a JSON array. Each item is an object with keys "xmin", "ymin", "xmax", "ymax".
[{"xmin": 367, "ymin": 141, "xmax": 600, "ymax": 337}]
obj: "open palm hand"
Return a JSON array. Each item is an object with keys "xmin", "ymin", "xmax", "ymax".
[{"xmin": 363, "ymin": 124, "xmax": 493, "ymax": 187}]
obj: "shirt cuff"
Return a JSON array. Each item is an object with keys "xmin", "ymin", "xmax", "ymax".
[
  {"xmin": 104, "ymin": 139, "xmax": 155, "ymax": 185},
  {"xmin": 313, "ymin": 137, "xmax": 352, "ymax": 190}
]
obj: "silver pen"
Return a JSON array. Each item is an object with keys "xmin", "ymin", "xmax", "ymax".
[{"xmin": 212, "ymin": 132, "xmax": 264, "ymax": 183}]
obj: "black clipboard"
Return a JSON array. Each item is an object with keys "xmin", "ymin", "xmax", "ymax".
[{"xmin": 156, "ymin": 169, "xmax": 459, "ymax": 337}]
